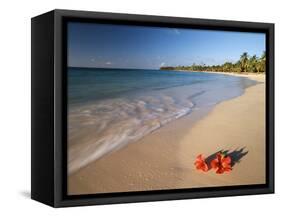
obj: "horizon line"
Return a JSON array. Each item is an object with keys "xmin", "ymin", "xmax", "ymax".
[{"xmin": 68, "ymin": 66, "xmax": 158, "ymax": 70}]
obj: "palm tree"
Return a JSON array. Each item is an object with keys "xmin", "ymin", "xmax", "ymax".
[
  {"xmin": 234, "ymin": 60, "xmax": 242, "ymax": 73},
  {"xmin": 260, "ymin": 51, "xmax": 266, "ymax": 72},
  {"xmin": 240, "ymin": 52, "xmax": 249, "ymax": 72},
  {"xmin": 223, "ymin": 62, "xmax": 232, "ymax": 72},
  {"xmin": 159, "ymin": 51, "xmax": 265, "ymax": 74},
  {"xmin": 249, "ymin": 55, "xmax": 258, "ymax": 72}
]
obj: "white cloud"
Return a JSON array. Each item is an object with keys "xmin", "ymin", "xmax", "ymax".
[
  {"xmin": 106, "ymin": 61, "xmax": 112, "ymax": 65},
  {"xmin": 160, "ymin": 62, "xmax": 166, "ymax": 67},
  {"xmin": 91, "ymin": 58, "xmax": 95, "ymax": 62}
]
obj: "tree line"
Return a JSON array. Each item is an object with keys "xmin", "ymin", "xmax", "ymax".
[{"xmin": 160, "ymin": 52, "xmax": 266, "ymax": 73}]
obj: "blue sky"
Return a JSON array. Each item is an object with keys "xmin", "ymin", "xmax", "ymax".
[{"xmin": 68, "ymin": 22, "xmax": 265, "ymax": 69}]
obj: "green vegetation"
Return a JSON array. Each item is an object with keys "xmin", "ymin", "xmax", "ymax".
[{"xmin": 160, "ymin": 52, "xmax": 266, "ymax": 73}]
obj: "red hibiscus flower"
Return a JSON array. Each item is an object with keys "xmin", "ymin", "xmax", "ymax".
[
  {"xmin": 211, "ymin": 152, "xmax": 232, "ymax": 174},
  {"xmin": 194, "ymin": 154, "xmax": 209, "ymax": 172}
]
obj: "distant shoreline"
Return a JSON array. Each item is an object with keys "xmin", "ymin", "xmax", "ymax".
[
  {"xmin": 170, "ymin": 70, "xmax": 266, "ymax": 83},
  {"xmin": 163, "ymin": 69, "xmax": 265, "ymax": 77},
  {"xmin": 68, "ymin": 66, "xmax": 266, "ymax": 77}
]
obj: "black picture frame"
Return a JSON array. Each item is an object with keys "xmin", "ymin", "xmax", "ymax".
[{"xmin": 31, "ymin": 9, "xmax": 274, "ymax": 207}]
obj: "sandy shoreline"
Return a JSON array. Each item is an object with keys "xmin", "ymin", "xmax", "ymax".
[
  {"xmin": 173, "ymin": 69, "xmax": 265, "ymax": 77},
  {"xmin": 68, "ymin": 73, "xmax": 265, "ymax": 195}
]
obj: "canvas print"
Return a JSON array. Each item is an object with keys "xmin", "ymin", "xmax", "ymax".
[{"xmin": 67, "ymin": 22, "xmax": 266, "ymax": 195}]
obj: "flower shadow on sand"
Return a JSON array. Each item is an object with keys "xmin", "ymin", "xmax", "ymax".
[{"xmin": 205, "ymin": 147, "xmax": 249, "ymax": 168}]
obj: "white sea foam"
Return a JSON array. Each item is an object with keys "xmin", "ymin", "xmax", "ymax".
[{"xmin": 68, "ymin": 93, "xmax": 195, "ymax": 174}]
